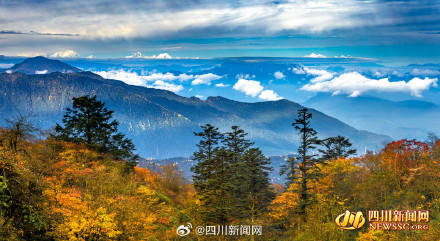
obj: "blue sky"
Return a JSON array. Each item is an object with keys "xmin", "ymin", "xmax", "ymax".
[{"xmin": 0, "ymin": 0, "xmax": 439, "ymax": 64}]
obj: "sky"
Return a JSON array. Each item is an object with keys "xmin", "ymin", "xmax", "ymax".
[{"xmin": 0, "ymin": 0, "xmax": 440, "ymax": 64}]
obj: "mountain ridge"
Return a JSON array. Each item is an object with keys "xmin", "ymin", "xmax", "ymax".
[{"xmin": 0, "ymin": 57, "xmax": 391, "ymax": 158}]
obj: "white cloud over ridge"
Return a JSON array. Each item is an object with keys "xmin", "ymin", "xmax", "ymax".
[
  {"xmin": 94, "ymin": 69, "xmax": 185, "ymax": 92},
  {"xmin": 233, "ymin": 78, "xmax": 264, "ymax": 97},
  {"xmin": 259, "ymin": 90, "xmax": 282, "ymax": 101},
  {"xmin": 94, "ymin": 69, "xmax": 222, "ymax": 92},
  {"xmin": 233, "ymin": 78, "xmax": 283, "ymax": 101},
  {"xmin": 301, "ymin": 72, "xmax": 438, "ymax": 97}
]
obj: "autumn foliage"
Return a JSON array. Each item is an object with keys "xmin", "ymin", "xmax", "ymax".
[
  {"xmin": 0, "ymin": 129, "xmax": 194, "ymax": 240},
  {"xmin": 1, "ymin": 121, "xmax": 440, "ymax": 241}
]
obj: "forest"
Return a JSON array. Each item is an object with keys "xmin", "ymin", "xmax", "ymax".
[{"xmin": 0, "ymin": 95, "xmax": 439, "ymax": 241}]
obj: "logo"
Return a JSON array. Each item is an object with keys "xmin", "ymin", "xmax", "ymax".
[
  {"xmin": 335, "ymin": 210, "xmax": 366, "ymax": 230},
  {"xmin": 176, "ymin": 223, "xmax": 192, "ymax": 237}
]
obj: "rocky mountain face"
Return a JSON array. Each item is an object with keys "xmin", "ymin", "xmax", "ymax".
[{"xmin": 0, "ymin": 57, "xmax": 391, "ymax": 158}]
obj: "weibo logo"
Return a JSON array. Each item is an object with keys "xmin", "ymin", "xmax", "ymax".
[{"xmin": 335, "ymin": 210, "xmax": 366, "ymax": 230}]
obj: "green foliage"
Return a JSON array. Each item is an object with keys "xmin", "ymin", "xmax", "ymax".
[
  {"xmin": 53, "ymin": 95, "xmax": 138, "ymax": 165},
  {"xmin": 240, "ymin": 148, "xmax": 275, "ymax": 223},
  {"xmin": 191, "ymin": 124, "xmax": 275, "ymax": 225},
  {"xmin": 318, "ymin": 135, "xmax": 356, "ymax": 160},
  {"xmin": 281, "ymin": 107, "xmax": 320, "ymax": 220}
]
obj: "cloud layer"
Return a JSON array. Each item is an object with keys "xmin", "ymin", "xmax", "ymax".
[
  {"xmin": 301, "ymin": 72, "xmax": 439, "ymax": 97},
  {"xmin": 94, "ymin": 69, "xmax": 222, "ymax": 92},
  {"xmin": 0, "ymin": 0, "xmax": 396, "ymax": 40}
]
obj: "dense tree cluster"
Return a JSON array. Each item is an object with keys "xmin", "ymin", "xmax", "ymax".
[
  {"xmin": 1, "ymin": 97, "xmax": 439, "ymax": 240},
  {"xmin": 191, "ymin": 124, "xmax": 275, "ymax": 224}
]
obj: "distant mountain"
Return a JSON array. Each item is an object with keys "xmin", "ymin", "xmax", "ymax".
[
  {"xmin": 0, "ymin": 57, "xmax": 390, "ymax": 158},
  {"xmin": 305, "ymin": 93, "xmax": 440, "ymax": 140},
  {"xmin": 138, "ymin": 154, "xmax": 296, "ymax": 184},
  {"xmin": 6, "ymin": 56, "xmax": 81, "ymax": 74}
]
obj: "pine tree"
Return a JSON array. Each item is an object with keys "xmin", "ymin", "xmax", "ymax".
[
  {"xmin": 205, "ymin": 147, "xmax": 234, "ymax": 224},
  {"xmin": 53, "ymin": 95, "xmax": 138, "ymax": 164},
  {"xmin": 222, "ymin": 126, "xmax": 253, "ymax": 219},
  {"xmin": 281, "ymin": 107, "xmax": 319, "ymax": 219},
  {"xmin": 318, "ymin": 136, "xmax": 356, "ymax": 160},
  {"xmin": 222, "ymin": 126, "xmax": 253, "ymax": 156},
  {"xmin": 191, "ymin": 124, "xmax": 232, "ymax": 224},
  {"xmin": 241, "ymin": 148, "xmax": 275, "ymax": 223}
]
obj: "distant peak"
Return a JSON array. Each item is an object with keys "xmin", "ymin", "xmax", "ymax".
[{"xmin": 8, "ymin": 56, "xmax": 81, "ymax": 75}]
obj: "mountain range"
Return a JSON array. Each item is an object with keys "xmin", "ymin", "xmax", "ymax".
[
  {"xmin": 305, "ymin": 93, "xmax": 440, "ymax": 140},
  {"xmin": 0, "ymin": 57, "xmax": 390, "ymax": 158}
]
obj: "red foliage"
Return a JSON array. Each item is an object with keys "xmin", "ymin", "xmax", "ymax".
[{"xmin": 381, "ymin": 139, "xmax": 429, "ymax": 173}]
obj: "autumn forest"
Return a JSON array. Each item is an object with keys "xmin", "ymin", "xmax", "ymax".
[{"xmin": 1, "ymin": 95, "xmax": 440, "ymax": 241}]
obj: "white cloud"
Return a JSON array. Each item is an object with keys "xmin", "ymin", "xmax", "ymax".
[
  {"xmin": 94, "ymin": 69, "xmax": 222, "ymax": 92},
  {"xmin": 35, "ymin": 70, "xmax": 48, "ymax": 74},
  {"xmin": 411, "ymin": 68, "xmax": 440, "ymax": 76},
  {"xmin": 233, "ymin": 78, "xmax": 282, "ymax": 100},
  {"xmin": 18, "ymin": 51, "xmax": 48, "ymax": 57},
  {"xmin": 303, "ymin": 67, "xmax": 334, "ymax": 83},
  {"xmin": 259, "ymin": 90, "xmax": 283, "ymax": 101},
  {"xmin": 236, "ymin": 73, "xmax": 255, "ymax": 79},
  {"xmin": 301, "ymin": 72, "xmax": 438, "ymax": 97},
  {"xmin": 274, "ymin": 71, "xmax": 285, "ymax": 79},
  {"xmin": 151, "ymin": 80, "xmax": 183, "ymax": 93},
  {"xmin": 5, "ymin": 70, "xmax": 12, "ymax": 74},
  {"xmin": 304, "ymin": 53, "xmax": 326, "ymax": 58},
  {"xmin": 87, "ymin": 55, "xmax": 94, "ymax": 59},
  {"xmin": 125, "ymin": 51, "xmax": 143, "ymax": 58},
  {"xmin": 191, "ymin": 73, "xmax": 222, "ymax": 85},
  {"xmin": 233, "ymin": 78, "xmax": 264, "ymax": 97},
  {"xmin": 93, "ymin": 69, "xmax": 184, "ymax": 93},
  {"xmin": 0, "ymin": 63, "xmax": 14, "ymax": 68},
  {"xmin": 125, "ymin": 51, "xmax": 172, "ymax": 59},
  {"xmin": 195, "ymin": 94, "xmax": 204, "ymax": 99},
  {"xmin": 50, "ymin": 49, "xmax": 79, "ymax": 58},
  {"xmin": 290, "ymin": 66, "xmax": 306, "ymax": 75},
  {"xmin": 0, "ymin": 0, "xmax": 382, "ymax": 41},
  {"xmin": 215, "ymin": 83, "xmax": 229, "ymax": 87},
  {"xmin": 148, "ymin": 53, "xmax": 172, "ymax": 59}
]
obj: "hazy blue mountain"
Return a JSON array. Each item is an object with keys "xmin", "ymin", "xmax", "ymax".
[
  {"xmin": 305, "ymin": 93, "xmax": 440, "ymax": 140},
  {"xmin": 0, "ymin": 57, "xmax": 390, "ymax": 158},
  {"xmin": 6, "ymin": 56, "xmax": 81, "ymax": 74},
  {"xmin": 138, "ymin": 154, "xmax": 296, "ymax": 184}
]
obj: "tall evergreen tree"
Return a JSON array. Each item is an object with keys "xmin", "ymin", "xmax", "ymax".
[
  {"xmin": 53, "ymin": 95, "xmax": 138, "ymax": 164},
  {"xmin": 222, "ymin": 126, "xmax": 253, "ymax": 156},
  {"xmin": 191, "ymin": 124, "xmax": 231, "ymax": 223},
  {"xmin": 281, "ymin": 107, "xmax": 319, "ymax": 219},
  {"xmin": 318, "ymin": 136, "xmax": 356, "ymax": 160},
  {"xmin": 222, "ymin": 126, "xmax": 254, "ymax": 219},
  {"xmin": 241, "ymin": 148, "xmax": 275, "ymax": 223},
  {"xmin": 205, "ymin": 147, "xmax": 234, "ymax": 224}
]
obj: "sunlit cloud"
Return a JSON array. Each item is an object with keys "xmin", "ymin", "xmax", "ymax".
[
  {"xmin": 302, "ymin": 72, "xmax": 439, "ymax": 97},
  {"xmin": 233, "ymin": 78, "xmax": 282, "ymax": 100},
  {"xmin": 50, "ymin": 49, "xmax": 79, "ymax": 58},
  {"xmin": 259, "ymin": 89, "xmax": 282, "ymax": 101}
]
